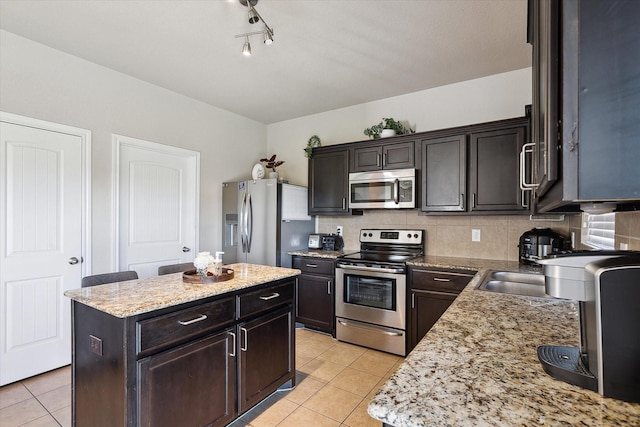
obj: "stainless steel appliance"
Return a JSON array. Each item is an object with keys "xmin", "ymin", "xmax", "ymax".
[
  {"xmin": 308, "ymin": 233, "xmax": 328, "ymax": 249},
  {"xmin": 536, "ymin": 251, "xmax": 640, "ymax": 403},
  {"xmin": 335, "ymin": 228, "xmax": 424, "ymax": 356},
  {"xmin": 518, "ymin": 227, "xmax": 566, "ymax": 264},
  {"xmin": 348, "ymin": 168, "xmax": 416, "ymax": 209},
  {"xmin": 222, "ymin": 179, "xmax": 314, "ymax": 268}
]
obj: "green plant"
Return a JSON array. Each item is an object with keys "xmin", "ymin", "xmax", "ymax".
[
  {"xmin": 260, "ymin": 154, "xmax": 284, "ymax": 172},
  {"xmin": 304, "ymin": 135, "xmax": 321, "ymax": 158},
  {"xmin": 363, "ymin": 118, "xmax": 414, "ymax": 139}
]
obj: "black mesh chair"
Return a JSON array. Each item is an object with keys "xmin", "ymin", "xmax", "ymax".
[
  {"xmin": 81, "ymin": 271, "xmax": 139, "ymax": 288},
  {"xmin": 157, "ymin": 262, "xmax": 194, "ymax": 275}
]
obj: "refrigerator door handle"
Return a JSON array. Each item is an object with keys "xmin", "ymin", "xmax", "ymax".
[
  {"xmin": 246, "ymin": 192, "xmax": 253, "ymax": 253},
  {"xmin": 240, "ymin": 192, "xmax": 247, "ymax": 253}
]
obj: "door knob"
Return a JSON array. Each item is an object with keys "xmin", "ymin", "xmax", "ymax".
[
  {"xmin": 68, "ymin": 257, "xmax": 79, "ymax": 265},
  {"xmin": 182, "ymin": 246, "xmax": 191, "ymax": 252}
]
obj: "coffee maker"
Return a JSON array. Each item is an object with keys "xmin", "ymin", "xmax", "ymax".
[{"xmin": 537, "ymin": 252, "xmax": 640, "ymax": 403}]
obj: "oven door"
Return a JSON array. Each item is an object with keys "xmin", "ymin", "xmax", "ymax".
[
  {"xmin": 335, "ymin": 265, "xmax": 406, "ymax": 330},
  {"xmin": 348, "ymin": 169, "xmax": 415, "ymax": 209}
]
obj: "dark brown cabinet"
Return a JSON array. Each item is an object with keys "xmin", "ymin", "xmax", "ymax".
[
  {"xmin": 72, "ymin": 278, "xmax": 295, "ymax": 427},
  {"xmin": 420, "ymin": 118, "xmax": 529, "ymax": 214},
  {"xmin": 469, "ymin": 125, "xmax": 528, "ymax": 212},
  {"xmin": 292, "ymin": 256, "xmax": 334, "ymax": 334},
  {"xmin": 421, "ymin": 135, "xmax": 466, "ymax": 212},
  {"xmin": 408, "ymin": 267, "xmax": 475, "ymax": 351},
  {"xmin": 138, "ymin": 330, "xmax": 236, "ymax": 427},
  {"xmin": 351, "ymin": 141, "xmax": 415, "ymax": 172},
  {"xmin": 237, "ymin": 307, "xmax": 294, "ymax": 414},
  {"xmin": 308, "ymin": 148, "xmax": 350, "ymax": 215},
  {"xmin": 529, "ymin": 0, "xmax": 640, "ymax": 212}
]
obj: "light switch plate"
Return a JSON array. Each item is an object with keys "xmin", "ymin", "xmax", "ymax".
[
  {"xmin": 472, "ymin": 229, "xmax": 481, "ymax": 242},
  {"xmin": 336, "ymin": 226, "xmax": 343, "ymax": 236}
]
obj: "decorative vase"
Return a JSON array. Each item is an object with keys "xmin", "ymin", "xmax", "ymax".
[
  {"xmin": 380, "ymin": 129, "xmax": 397, "ymax": 138},
  {"xmin": 269, "ymin": 171, "xmax": 279, "ymax": 180}
]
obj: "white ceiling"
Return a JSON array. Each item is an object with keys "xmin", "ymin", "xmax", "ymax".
[{"xmin": 0, "ymin": 0, "xmax": 531, "ymax": 124}]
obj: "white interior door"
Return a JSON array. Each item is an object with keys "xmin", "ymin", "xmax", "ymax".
[
  {"xmin": 116, "ymin": 135, "xmax": 199, "ymax": 278},
  {"xmin": 0, "ymin": 116, "xmax": 88, "ymax": 385}
]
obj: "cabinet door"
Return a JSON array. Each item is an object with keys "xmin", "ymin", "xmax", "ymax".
[
  {"xmin": 409, "ymin": 290, "xmax": 456, "ymax": 351},
  {"xmin": 352, "ymin": 145, "xmax": 383, "ymax": 172},
  {"xmin": 308, "ymin": 150, "xmax": 349, "ymax": 214},
  {"xmin": 295, "ymin": 274, "xmax": 334, "ymax": 333},
  {"xmin": 138, "ymin": 330, "xmax": 236, "ymax": 427},
  {"xmin": 421, "ymin": 135, "xmax": 466, "ymax": 212},
  {"xmin": 383, "ymin": 141, "xmax": 415, "ymax": 170},
  {"xmin": 469, "ymin": 126, "xmax": 527, "ymax": 212},
  {"xmin": 238, "ymin": 307, "xmax": 294, "ymax": 414}
]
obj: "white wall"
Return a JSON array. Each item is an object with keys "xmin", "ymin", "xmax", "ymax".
[
  {"xmin": 267, "ymin": 68, "xmax": 532, "ymax": 185},
  {"xmin": 0, "ymin": 31, "xmax": 266, "ymax": 274}
]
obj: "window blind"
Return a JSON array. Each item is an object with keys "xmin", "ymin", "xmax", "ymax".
[{"xmin": 583, "ymin": 212, "xmax": 616, "ymax": 250}]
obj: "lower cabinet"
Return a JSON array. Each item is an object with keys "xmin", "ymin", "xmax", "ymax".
[
  {"xmin": 72, "ymin": 278, "xmax": 295, "ymax": 427},
  {"xmin": 408, "ymin": 267, "xmax": 475, "ymax": 351},
  {"xmin": 238, "ymin": 307, "xmax": 294, "ymax": 413},
  {"xmin": 138, "ymin": 330, "xmax": 236, "ymax": 427},
  {"xmin": 292, "ymin": 256, "xmax": 335, "ymax": 335}
]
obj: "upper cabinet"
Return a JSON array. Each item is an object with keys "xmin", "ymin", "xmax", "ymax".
[
  {"xmin": 421, "ymin": 118, "xmax": 529, "ymax": 214},
  {"xmin": 529, "ymin": 0, "xmax": 640, "ymax": 212},
  {"xmin": 308, "ymin": 147, "xmax": 351, "ymax": 215},
  {"xmin": 350, "ymin": 140, "xmax": 415, "ymax": 172}
]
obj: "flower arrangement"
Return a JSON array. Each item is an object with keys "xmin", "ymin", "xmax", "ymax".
[
  {"xmin": 260, "ymin": 154, "xmax": 284, "ymax": 172},
  {"xmin": 194, "ymin": 251, "xmax": 214, "ymax": 277}
]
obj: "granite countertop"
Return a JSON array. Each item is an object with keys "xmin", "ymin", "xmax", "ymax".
[
  {"xmin": 288, "ymin": 249, "xmax": 359, "ymax": 259},
  {"xmin": 368, "ymin": 257, "xmax": 640, "ymax": 426},
  {"xmin": 64, "ymin": 263, "xmax": 300, "ymax": 318}
]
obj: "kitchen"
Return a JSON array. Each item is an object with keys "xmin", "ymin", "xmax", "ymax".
[{"xmin": 2, "ymin": 0, "xmax": 640, "ymax": 426}]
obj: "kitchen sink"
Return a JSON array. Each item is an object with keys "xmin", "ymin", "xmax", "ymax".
[{"xmin": 476, "ymin": 270, "xmax": 552, "ymax": 298}]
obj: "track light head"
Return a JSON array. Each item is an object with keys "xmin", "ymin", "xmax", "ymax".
[
  {"xmin": 242, "ymin": 38, "xmax": 251, "ymax": 56},
  {"xmin": 264, "ymin": 31, "xmax": 273, "ymax": 45},
  {"xmin": 248, "ymin": 8, "xmax": 260, "ymax": 24}
]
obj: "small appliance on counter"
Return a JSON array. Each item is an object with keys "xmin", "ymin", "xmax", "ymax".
[
  {"xmin": 308, "ymin": 233, "xmax": 329, "ymax": 249},
  {"xmin": 536, "ymin": 251, "xmax": 640, "ymax": 403},
  {"xmin": 518, "ymin": 227, "xmax": 566, "ymax": 264}
]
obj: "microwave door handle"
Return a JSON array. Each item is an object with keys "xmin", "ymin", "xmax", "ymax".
[{"xmin": 393, "ymin": 178, "xmax": 399, "ymax": 204}]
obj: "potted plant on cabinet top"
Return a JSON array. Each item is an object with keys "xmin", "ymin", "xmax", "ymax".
[
  {"xmin": 364, "ymin": 118, "xmax": 415, "ymax": 139},
  {"xmin": 260, "ymin": 154, "xmax": 284, "ymax": 179}
]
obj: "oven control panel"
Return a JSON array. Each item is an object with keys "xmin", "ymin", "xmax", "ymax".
[{"xmin": 360, "ymin": 229, "xmax": 423, "ymax": 244}]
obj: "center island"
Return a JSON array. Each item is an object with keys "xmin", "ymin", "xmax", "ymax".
[{"xmin": 64, "ymin": 263, "xmax": 300, "ymax": 427}]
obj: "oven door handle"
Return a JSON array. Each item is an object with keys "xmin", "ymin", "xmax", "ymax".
[
  {"xmin": 337, "ymin": 319, "xmax": 404, "ymax": 336},
  {"xmin": 336, "ymin": 263, "xmax": 405, "ymax": 274}
]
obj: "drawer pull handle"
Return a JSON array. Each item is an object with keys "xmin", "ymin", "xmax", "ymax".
[
  {"xmin": 305, "ymin": 264, "xmax": 318, "ymax": 268},
  {"xmin": 259, "ymin": 292, "xmax": 280, "ymax": 301},
  {"xmin": 177, "ymin": 314, "xmax": 207, "ymax": 325},
  {"xmin": 433, "ymin": 277, "xmax": 451, "ymax": 282}
]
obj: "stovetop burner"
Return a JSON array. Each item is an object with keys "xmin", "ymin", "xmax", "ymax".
[{"xmin": 337, "ymin": 229, "xmax": 424, "ymax": 267}]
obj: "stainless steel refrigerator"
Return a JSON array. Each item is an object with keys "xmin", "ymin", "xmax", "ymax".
[{"xmin": 222, "ymin": 179, "xmax": 314, "ymax": 268}]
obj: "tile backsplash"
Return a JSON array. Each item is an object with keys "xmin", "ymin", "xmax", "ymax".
[{"xmin": 318, "ymin": 210, "xmax": 640, "ymax": 261}]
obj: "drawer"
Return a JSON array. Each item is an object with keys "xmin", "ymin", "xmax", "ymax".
[
  {"xmin": 136, "ymin": 297, "xmax": 235, "ymax": 356},
  {"xmin": 292, "ymin": 256, "xmax": 334, "ymax": 276},
  {"xmin": 238, "ymin": 281, "xmax": 294, "ymax": 319},
  {"xmin": 410, "ymin": 268, "xmax": 476, "ymax": 293}
]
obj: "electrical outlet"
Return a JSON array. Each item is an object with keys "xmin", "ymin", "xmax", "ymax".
[
  {"xmin": 471, "ymin": 229, "xmax": 481, "ymax": 242},
  {"xmin": 336, "ymin": 226, "xmax": 343, "ymax": 236},
  {"xmin": 89, "ymin": 335, "xmax": 103, "ymax": 356},
  {"xmin": 620, "ymin": 242, "xmax": 629, "ymax": 250}
]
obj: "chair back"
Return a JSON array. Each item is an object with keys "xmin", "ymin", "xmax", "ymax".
[
  {"xmin": 158, "ymin": 262, "xmax": 194, "ymax": 275},
  {"xmin": 81, "ymin": 271, "xmax": 139, "ymax": 288}
]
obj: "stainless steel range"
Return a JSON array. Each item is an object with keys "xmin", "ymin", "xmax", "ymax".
[{"xmin": 335, "ymin": 229, "xmax": 424, "ymax": 356}]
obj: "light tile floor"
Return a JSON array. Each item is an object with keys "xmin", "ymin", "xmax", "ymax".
[{"xmin": 0, "ymin": 328, "xmax": 402, "ymax": 427}]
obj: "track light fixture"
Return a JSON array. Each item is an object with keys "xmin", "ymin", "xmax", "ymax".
[
  {"xmin": 242, "ymin": 36, "xmax": 251, "ymax": 56},
  {"xmin": 235, "ymin": 0, "xmax": 274, "ymax": 55}
]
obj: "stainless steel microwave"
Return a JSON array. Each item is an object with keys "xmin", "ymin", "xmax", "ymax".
[{"xmin": 348, "ymin": 168, "xmax": 416, "ymax": 209}]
